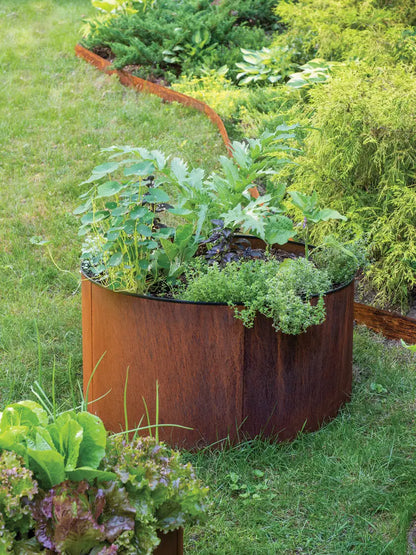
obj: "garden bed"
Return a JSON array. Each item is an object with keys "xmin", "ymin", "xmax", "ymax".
[{"xmin": 81, "ymin": 241, "xmax": 354, "ymax": 447}]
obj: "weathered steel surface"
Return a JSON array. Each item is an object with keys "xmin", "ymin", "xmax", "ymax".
[
  {"xmin": 81, "ymin": 277, "xmax": 93, "ymax": 391},
  {"xmin": 154, "ymin": 529, "xmax": 183, "ymax": 555},
  {"xmin": 83, "ymin": 279, "xmax": 245, "ymax": 447},
  {"xmin": 82, "ymin": 258, "xmax": 354, "ymax": 447},
  {"xmin": 242, "ymin": 283, "xmax": 354, "ymax": 440},
  {"xmin": 354, "ymin": 302, "xmax": 416, "ymax": 343},
  {"xmin": 74, "ymin": 44, "xmax": 232, "ymax": 155}
]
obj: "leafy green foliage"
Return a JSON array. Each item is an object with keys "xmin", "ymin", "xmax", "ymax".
[
  {"xmin": 274, "ymin": 0, "xmax": 416, "ymax": 65},
  {"xmin": 180, "ymin": 257, "xmax": 332, "ymax": 334},
  {"xmin": 92, "ymin": 0, "xmax": 137, "ymax": 13},
  {"xmin": 77, "ymin": 127, "xmax": 307, "ymax": 293},
  {"xmin": 172, "ymin": 71, "xmax": 294, "ymax": 138},
  {"xmin": 311, "ymin": 236, "xmax": 367, "ymax": 286},
  {"xmin": 78, "ymin": 132, "xmax": 353, "ymax": 329},
  {"xmin": 286, "ymin": 59, "xmax": 333, "ymax": 89},
  {"xmin": 0, "ymin": 451, "xmax": 38, "ymax": 543},
  {"xmin": 0, "ymin": 397, "xmax": 209, "ymax": 554},
  {"xmin": 225, "ymin": 469, "xmax": 274, "ymax": 501},
  {"xmin": 82, "ymin": 0, "xmax": 280, "ymax": 82},
  {"xmin": 0, "ymin": 401, "xmax": 110, "ymax": 490},
  {"xmin": 31, "ymin": 480, "xmax": 135, "ymax": 554},
  {"xmin": 286, "ymin": 61, "xmax": 416, "ymax": 307},
  {"xmin": 102, "ymin": 435, "xmax": 209, "ymax": 552},
  {"xmin": 156, "ymin": 224, "xmax": 198, "ymax": 282},
  {"xmin": 288, "ymin": 190, "xmax": 346, "ymax": 259},
  {"xmin": 236, "ymin": 46, "xmax": 293, "ymax": 85}
]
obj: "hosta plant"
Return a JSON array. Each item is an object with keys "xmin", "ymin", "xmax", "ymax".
[{"xmin": 0, "ymin": 400, "xmax": 208, "ymax": 554}]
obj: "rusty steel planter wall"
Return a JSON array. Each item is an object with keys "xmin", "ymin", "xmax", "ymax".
[
  {"xmin": 82, "ymin": 243, "xmax": 354, "ymax": 448},
  {"xmin": 154, "ymin": 529, "xmax": 183, "ymax": 555}
]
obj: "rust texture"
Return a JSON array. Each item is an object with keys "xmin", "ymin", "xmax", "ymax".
[
  {"xmin": 354, "ymin": 302, "xmax": 416, "ymax": 343},
  {"xmin": 75, "ymin": 44, "xmax": 232, "ymax": 154},
  {"xmin": 81, "ymin": 277, "xmax": 93, "ymax": 403},
  {"xmin": 242, "ymin": 283, "xmax": 354, "ymax": 441},
  {"xmin": 82, "ymin": 243, "xmax": 354, "ymax": 448},
  {"xmin": 154, "ymin": 529, "xmax": 183, "ymax": 555}
]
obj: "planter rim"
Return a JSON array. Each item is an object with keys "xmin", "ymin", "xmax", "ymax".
[{"xmin": 81, "ymin": 237, "xmax": 354, "ymax": 305}]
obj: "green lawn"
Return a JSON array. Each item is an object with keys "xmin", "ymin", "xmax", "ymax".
[
  {"xmin": 1, "ymin": 1, "xmax": 416, "ymax": 553},
  {"xmin": 0, "ymin": 0, "xmax": 224, "ymax": 406}
]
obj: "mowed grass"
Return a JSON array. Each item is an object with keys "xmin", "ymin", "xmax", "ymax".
[
  {"xmin": 1, "ymin": 2, "xmax": 416, "ymax": 554},
  {"xmin": 0, "ymin": 0, "xmax": 225, "ymax": 406}
]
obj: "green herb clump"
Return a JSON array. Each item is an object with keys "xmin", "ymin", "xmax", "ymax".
[
  {"xmin": 311, "ymin": 237, "xmax": 367, "ymax": 287},
  {"xmin": 180, "ymin": 257, "xmax": 331, "ymax": 334}
]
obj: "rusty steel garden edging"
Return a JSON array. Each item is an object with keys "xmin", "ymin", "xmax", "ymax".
[{"xmin": 75, "ymin": 44, "xmax": 232, "ymax": 154}]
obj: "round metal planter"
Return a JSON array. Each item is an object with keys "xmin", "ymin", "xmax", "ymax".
[{"xmin": 82, "ymin": 242, "xmax": 354, "ymax": 448}]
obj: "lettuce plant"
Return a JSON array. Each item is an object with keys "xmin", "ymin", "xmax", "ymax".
[
  {"xmin": 0, "ymin": 401, "xmax": 112, "ymax": 490},
  {"xmin": 0, "ymin": 401, "xmax": 209, "ymax": 554},
  {"xmin": 103, "ymin": 436, "xmax": 209, "ymax": 551},
  {"xmin": 31, "ymin": 480, "xmax": 135, "ymax": 554},
  {"xmin": 0, "ymin": 451, "xmax": 38, "ymax": 542}
]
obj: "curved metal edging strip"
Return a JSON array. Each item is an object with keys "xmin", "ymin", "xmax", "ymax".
[{"xmin": 75, "ymin": 44, "xmax": 232, "ymax": 154}]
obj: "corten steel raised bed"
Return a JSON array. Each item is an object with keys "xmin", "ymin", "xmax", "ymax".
[
  {"xmin": 154, "ymin": 529, "xmax": 183, "ymax": 555},
  {"xmin": 82, "ymin": 240, "xmax": 354, "ymax": 448}
]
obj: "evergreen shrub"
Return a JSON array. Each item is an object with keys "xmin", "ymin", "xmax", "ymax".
[
  {"xmin": 274, "ymin": 0, "xmax": 416, "ymax": 65},
  {"xmin": 286, "ymin": 61, "xmax": 416, "ymax": 307},
  {"xmin": 82, "ymin": 0, "xmax": 281, "ymax": 81}
]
